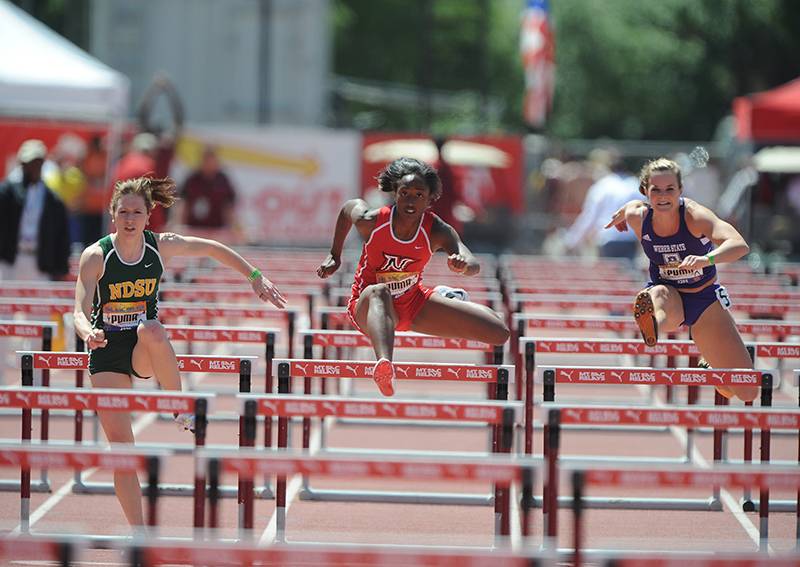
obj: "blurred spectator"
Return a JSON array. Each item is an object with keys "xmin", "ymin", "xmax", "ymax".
[
  {"xmin": 562, "ymin": 150, "xmax": 641, "ymax": 261},
  {"xmin": 45, "ymin": 133, "xmax": 88, "ymax": 244},
  {"xmin": 176, "ymin": 146, "xmax": 237, "ymax": 230},
  {"xmin": 431, "ymin": 137, "xmax": 466, "ymax": 235},
  {"xmin": 138, "ymin": 73, "xmax": 184, "ymax": 178},
  {"xmin": 0, "ymin": 140, "xmax": 70, "ymax": 280},
  {"xmin": 79, "ymin": 134, "xmax": 109, "ymax": 246},
  {"xmin": 109, "ymin": 133, "xmax": 166, "ymax": 230}
]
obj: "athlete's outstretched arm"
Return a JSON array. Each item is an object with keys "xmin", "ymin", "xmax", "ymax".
[
  {"xmin": 158, "ymin": 233, "xmax": 286, "ymax": 308},
  {"xmin": 431, "ymin": 217, "xmax": 480, "ymax": 276},
  {"xmin": 73, "ymin": 245, "xmax": 108, "ymax": 349},
  {"xmin": 317, "ymin": 198, "xmax": 372, "ymax": 279},
  {"xmin": 680, "ymin": 203, "xmax": 749, "ymax": 270}
]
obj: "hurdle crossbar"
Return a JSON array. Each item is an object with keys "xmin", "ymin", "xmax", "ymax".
[
  {"xmin": 0, "ymin": 321, "xmax": 55, "ymax": 494},
  {"xmin": 198, "ymin": 447, "xmax": 538, "ymax": 545},
  {"xmin": 0, "ymin": 444, "xmax": 167, "ymax": 532},
  {"xmin": 568, "ymin": 463, "xmax": 800, "ymax": 556},
  {"xmin": 14, "ymin": 352, "xmax": 257, "ymax": 522}
]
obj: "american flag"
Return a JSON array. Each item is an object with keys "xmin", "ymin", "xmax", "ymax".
[{"xmin": 520, "ymin": 0, "xmax": 555, "ymax": 128}]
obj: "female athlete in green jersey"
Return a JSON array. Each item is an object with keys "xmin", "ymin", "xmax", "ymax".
[{"xmin": 73, "ymin": 176, "xmax": 286, "ymax": 527}]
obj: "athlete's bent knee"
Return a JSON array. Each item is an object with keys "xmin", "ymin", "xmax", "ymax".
[
  {"xmin": 485, "ymin": 321, "xmax": 510, "ymax": 345},
  {"xmin": 137, "ymin": 320, "xmax": 168, "ymax": 346},
  {"xmin": 367, "ymin": 284, "xmax": 393, "ymax": 304}
]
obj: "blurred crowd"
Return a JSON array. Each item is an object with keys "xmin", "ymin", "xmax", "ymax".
[{"xmin": 535, "ymin": 147, "xmax": 724, "ymax": 264}]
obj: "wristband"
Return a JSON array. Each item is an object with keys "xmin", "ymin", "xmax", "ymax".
[
  {"xmin": 706, "ymin": 254, "xmax": 715, "ymax": 266},
  {"xmin": 247, "ymin": 268, "xmax": 262, "ymax": 282}
]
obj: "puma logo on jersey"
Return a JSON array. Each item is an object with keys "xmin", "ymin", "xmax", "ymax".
[
  {"xmin": 379, "ymin": 253, "xmax": 415, "ymax": 272},
  {"xmin": 108, "ymin": 278, "xmax": 157, "ymax": 300}
]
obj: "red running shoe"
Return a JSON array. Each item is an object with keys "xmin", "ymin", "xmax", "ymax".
[
  {"xmin": 372, "ymin": 358, "xmax": 395, "ymax": 397},
  {"xmin": 633, "ymin": 290, "xmax": 658, "ymax": 347}
]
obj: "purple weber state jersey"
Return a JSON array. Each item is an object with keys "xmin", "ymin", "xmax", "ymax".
[{"xmin": 640, "ymin": 200, "xmax": 717, "ymax": 289}]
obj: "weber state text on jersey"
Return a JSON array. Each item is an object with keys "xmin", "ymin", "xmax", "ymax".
[
  {"xmin": 640, "ymin": 201, "xmax": 716, "ymax": 289},
  {"xmin": 351, "ymin": 206, "xmax": 434, "ymax": 298},
  {"xmin": 92, "ymin": 231, "xmax": 163, "ymax": 332}
]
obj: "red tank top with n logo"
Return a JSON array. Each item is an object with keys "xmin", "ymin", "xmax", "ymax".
[{"xmin": 351, "ymin": 206, "xmax": 434, "ymax": 299}]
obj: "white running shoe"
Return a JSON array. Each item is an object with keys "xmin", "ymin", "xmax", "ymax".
[
  {"xmin": 433, "ymin": 285, "xmax": 470, "ymax": 302},
  {"xmin": 174, "ymin": 412, "xmax": 196, "ymax": 433}
]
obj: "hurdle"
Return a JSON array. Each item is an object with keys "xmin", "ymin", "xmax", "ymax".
[
  {"xmin": 237, "ymin": 393, "xmax": 520, "ymax": 537},
  {"xmin": 567, "ymin": 464, "xmax": 800, "ymax": 558},
  {"xmin": 265, "ymin": 359, "xmax": 515, "ymax": 537},
  {"xmin": 12, "ymin": 351, "xmax": 256, "ymax": 507},
  {"xmin": 540, "ymin": 403, "xmax": 799, "ymax": 541},
  {"xmin": 520, "ymin": 337, "xmax": 703, "ymax": 455},
  {"xmin": 0, "ymin": 321, "xmax": 56, "ymax": 493},
  {"xmin": 535, "ymin": 367, "xmax": 770, "ymax": 521},
  {"xmin": 158, "ymin": 302, "xmax": 299, "ymax": 358},
  {"xmin": 160, "ymin": 283, "xmax": 323, "ymax": 329},
  {"xmin": 199, "ymin": 448, "xmax": 537, "ymax": 544},
  {"xmin": 300, "ymin": 328, "xmax": 503, "ymax": 417},
  {"xmin": 0, "ymin": 298, "xmax": 298, "ymax": 358},
  {"xmin": 0, "ymin": 443, "xmax": 169, "ymax": 533},
  {"xmin": 511, "ymin": 293, "xmax": 800, "ymax": 319}
]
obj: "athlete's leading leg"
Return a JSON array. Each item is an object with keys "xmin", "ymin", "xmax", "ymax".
[
  {"xmin": 690, "ymin": 303, "xmax": 758, "ymax": 402},
  {"xmin": 410, "ymin": 294, "xmax": 509, "ymax": 344},
  {"xmin": 634, "ymin": 285, "xmax": 683, "ymax": 346},
  {"xmin": 352, "ymin": 284, "xmax": 399, "ymax": 361},
  {"xmin": 89, "ymin": 371, "xmax": 144, "ymax": 526},
  {"xmin": 352, "ymin": 284, "xmax": 399, "ymax": 396},
  {"xmin": 131, "ymin": 320, "xmax": 181, "ymax": 390}
]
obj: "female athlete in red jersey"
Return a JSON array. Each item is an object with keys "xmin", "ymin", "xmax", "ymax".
[{"xmin": 317, "ymin": 157, "xmax": 509, "ymax": 396}]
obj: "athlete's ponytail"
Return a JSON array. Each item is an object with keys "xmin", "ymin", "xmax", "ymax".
[{"xmin": 110, "ymin": 176, "xmax": 178, "ymax": 212}]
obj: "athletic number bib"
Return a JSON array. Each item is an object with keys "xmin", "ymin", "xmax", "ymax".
[
  {"xmin": 103, "ymin": 301, "xmax": 147, "ymax": 331},
  {"xmin": 376, "ymin": 271, "xmax": 420, "ymax": 297}
]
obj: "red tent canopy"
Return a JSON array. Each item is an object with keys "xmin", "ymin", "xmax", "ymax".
[{"xmin": 733, "ymin": 78, "xmax": 800, "ymax": 143}]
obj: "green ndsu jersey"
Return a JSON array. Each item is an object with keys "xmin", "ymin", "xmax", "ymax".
[{"xmin": 92, "ymin": 230, "xmax": 163, "ymax": 332}]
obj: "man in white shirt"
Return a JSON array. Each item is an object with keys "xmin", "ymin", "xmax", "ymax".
[
  {"xmin": 0, "ymin": 140, "xmax": 70, "ymax": 281},
  {"xmin": 563, "ymin": 163, "xmax": 641, "ymax": 262}
]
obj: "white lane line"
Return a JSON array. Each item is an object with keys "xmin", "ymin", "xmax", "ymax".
[
  {"xmin": 640, "ymin": 385, "xmax": 769, "ymax": 551},
  {"xmin": 11, "ymin": 412, "xmax": 158, "ymax": 534}
]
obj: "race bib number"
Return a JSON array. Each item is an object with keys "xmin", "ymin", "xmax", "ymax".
[
  {"xmin": 657, "ymin": 263, "xmax": 704, "ymax": 285},
  {"xmin": 376, "ymin": 271, "xmax": 420, "ymax": 297},
  {"xmin": 715, "ymin": 286, "xmax": 732, "ymax": 310},
  {"xmin": 103, "ymin": 301, "xmax": 146, "ymax": 331}
]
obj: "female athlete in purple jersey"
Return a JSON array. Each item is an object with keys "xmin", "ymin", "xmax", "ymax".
[{"xmin": 605, "ymin": 158, "xmax": 757, "ymax": 402}]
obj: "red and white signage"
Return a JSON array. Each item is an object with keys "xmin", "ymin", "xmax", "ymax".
[
  {"xmin": 141, "ymin": 543, "xmax": 530, "ymax": 567},
  {"xmin": 244, "ymin": 395, "xmax": 511, "ymax": 424},
  {"xmin": 0, "ymin": 446, "xmax": 153, "ymax": 472},
  {"xmin": 553, "ymin": 405, "xmax": 799, "ymax": 430},
  {"xmin": 0, "ymin": 387, "xmax": 210, "ymax": 414},
  {"xmin": 583, "ymin": 468, "xmax": 800, "ymax": 491},
  {"xmin": 276, "ymin": 359, "xmax": 511, "ymax": 383},
  {"xmin": 522, "ymin": 338, "xmax": 699, "ymax": 356},
  {"xmin": 306, "ymin": 330, "xmax": 492, "ymax": 351},
  {"xmin": 25, "ymin": 352, "xmax": 251, "ymax": 373},
  {"xmin": 547, "ymin": 367, "xmax": 761, "ymax": 387},
  {"xmin": 755, "ymin": 343, "xmax": 800, "ymax": 358},
  {"xmin": 210, "ymin": 452, "xmax": 522, "ymax": 484},
  {"xmin": 166, "ymin": 326, "xmax": 273, "ymax": 344},
  {"xmin": 0, "ymin": 323, "xmax": 51, "ymax": 338}
]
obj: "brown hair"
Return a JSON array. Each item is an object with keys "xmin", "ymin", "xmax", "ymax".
[
  {"xmin": 638, "ymin": 158, "xmax": 682, "ymax": 195},
  {"xmin": 110, "ymin": 176, "xmax": 178, "ymax": 212}
]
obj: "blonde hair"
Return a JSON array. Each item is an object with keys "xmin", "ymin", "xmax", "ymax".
[
  {"xmin": 638, "ymin": 158, "xmax": 682, "ymax": 195},
  {"xmin": 110, "ymin": 176, "xmax": 178, "ymax": 212}
]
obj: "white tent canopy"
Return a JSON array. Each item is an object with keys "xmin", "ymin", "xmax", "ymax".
[{"xmin": 0, "ymin": 0, "xmax": 129, "ymax": 121}]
